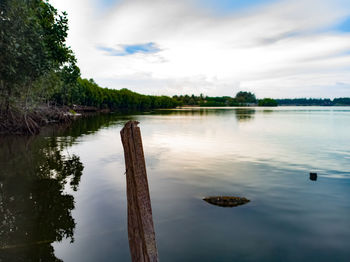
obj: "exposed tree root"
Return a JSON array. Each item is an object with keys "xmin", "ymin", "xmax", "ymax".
[{"xmin": 0, "ymin": 106, "xmax": 72, "ymax": 135}]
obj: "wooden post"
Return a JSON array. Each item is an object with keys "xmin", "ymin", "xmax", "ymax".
[{"xmin": 120, "ymin": 121, "xmax": 159, "ymax": 262}]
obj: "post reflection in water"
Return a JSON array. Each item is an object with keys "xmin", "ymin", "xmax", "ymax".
[{"xmin": 0, "ymin": 135, "xmax": 83, "ymax": 262}]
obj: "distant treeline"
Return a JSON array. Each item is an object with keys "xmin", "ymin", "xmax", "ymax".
[
  {"xmin": 173, "ymin": 93, "xmax": 350, "ymax": 107},
  {"xmin": 173, "ymin": 91, "xmax": 258, "ymax": 106},
  {"xmin": 276, "ymin": 98, "xmax": 350, "ymax": 106}
]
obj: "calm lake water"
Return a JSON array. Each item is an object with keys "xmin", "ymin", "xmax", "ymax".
[{"xmin": 1, "ymin": 107, "xmax": 350, "ymax": 262}]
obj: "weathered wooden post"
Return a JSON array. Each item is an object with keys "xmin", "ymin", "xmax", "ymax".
[{"xmin": 120, "ymin": 121, "xmax": 159, "ymax": 262}]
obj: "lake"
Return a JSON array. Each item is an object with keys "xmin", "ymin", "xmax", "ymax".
[{"xmin": 1, "ymin": 107, "xmax": 350, "ymax": 262}]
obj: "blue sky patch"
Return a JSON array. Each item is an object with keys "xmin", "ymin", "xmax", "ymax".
[
  {"xmin": 95, "ymin": 0, "xmax": 119, "ymax": 10},
  {"xmin": 198, "ymin": 0, "xmax": 278, "ymax": 14},
  {"xmin": 97, "ymin": 43, "xmax": 161, "ymax": 56},
  {"xmin": 337, "ymin": 17, "xmax": 350, "ymax": 32}
]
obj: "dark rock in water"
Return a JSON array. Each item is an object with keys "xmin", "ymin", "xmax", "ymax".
[
  {"xmin": 310, "ymin": 172, "xmax": 317, "ymax": 181},
  {"xmin": 203, "ymin": 196, "xmax": 250, "ymax": 207}
]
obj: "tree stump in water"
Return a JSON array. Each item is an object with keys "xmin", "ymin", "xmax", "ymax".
[{"xmin": 120, "ymin": 121, "xmax": 159, "ymax": 262}]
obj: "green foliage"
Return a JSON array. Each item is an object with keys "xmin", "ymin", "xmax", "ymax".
[
  {"xmin": 274, "ymin": 98, "xmax": 350, "ymax": 106},
  {"xmin": 69, "ymin": 109, "xmax": 77, "ymax": 115},
  {"xmin": 174, "ymin": 93, "xmax": 350, "ymax": 108},
  {"xmin": 276, "ymin": 98, "xmax": 333, "ymax": 106},
  {"xmin": 31, "ymin": 70, "xmax": 63, "ymax": 106},
  {"xmin": 173, "ymin": 92, "xmax": 257, "ymax": 107},
  {"xmin": 200, "ymin": 96, "xmax": 231, "ymax": 106},
  {"xmin": 235, "ymin": 91, "xmax": 257, "ymax": 104},
  {"xmin": 0, "ymin": 0, "xmax": 75, "ymax": 110},
  {"xmin": 330, "ymin": 98, "xmax": 350, "ymax": 106},
  {"xmin": 199, "ymin": 101, "xmax": 226, "ymax": 107},
  {"xmin": 51, "ymin": 78, "xmax": 178, "ymax": 110},
  {"xmin": 258, "ymin": 98, "xmax": 278, "ymax": 107},
  {"xmin": 57, "ymin": 57, "xmax": 81, "ymax": 105}
]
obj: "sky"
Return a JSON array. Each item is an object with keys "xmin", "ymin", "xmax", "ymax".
[{"xmin": 51, "ymin": 0, "xmax": 350, "ymax": 98}]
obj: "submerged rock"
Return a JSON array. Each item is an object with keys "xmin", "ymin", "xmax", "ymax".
[{"xmin": 203, "ymin": 196, "xmax": 250, "ymax": 207}]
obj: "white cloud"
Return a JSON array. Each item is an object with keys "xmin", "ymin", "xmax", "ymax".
[{"xmin": 51, "ymin": 0, "xmax": 350, "ymax": 98}]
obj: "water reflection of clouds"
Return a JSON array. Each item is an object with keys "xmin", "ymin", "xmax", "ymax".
[
  {"xmin": 33, "ymin": 108, "xmax": 350, "ymax": 261},
  {"xmin": 140, "ymin": 108, "xmax": 350, "ymax": 179}
]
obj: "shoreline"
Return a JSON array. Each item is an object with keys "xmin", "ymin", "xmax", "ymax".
[
  {"xmin": 2, "ymin": 104, "xmax": 349, "ymax": 136},
  {"xmin": 0, "ymin": 105, "xmax": 109, "ymax": 136},
  {"xmin": 0, "ymin": 105, "xmax": 174, "ymax": 136}
]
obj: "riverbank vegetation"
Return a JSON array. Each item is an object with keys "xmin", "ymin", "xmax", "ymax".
[
  {"xmin": 173, "ymin": 92, "xmax": 277, "ymax": 107},
  {"xmin": 258, "ymin": 98, "xmax": 278, "ymax": 107},
  {"xmin": 173, "ymin": 91, "xmax": 258, "ymax": 106},
  {"xmin": 173, "ymin": 93, "xmax": 350, "ymax": 107},
  {"xmin": 275, "ymin": 98, "xmax": 350, "ymax": 106}
]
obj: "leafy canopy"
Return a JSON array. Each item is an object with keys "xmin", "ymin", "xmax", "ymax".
[{"xmin": 0, "ymin": 0, "xmax": 75, "ymax": 106}]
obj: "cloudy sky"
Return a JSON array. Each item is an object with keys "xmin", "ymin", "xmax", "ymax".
[{"xmin": 51, "ymin": 0, "xmax": 350, "ymax": 98}]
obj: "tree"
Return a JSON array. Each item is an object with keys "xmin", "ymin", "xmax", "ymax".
[
  {"xmin": 235, "ymin": 91, "xmax": 257, "ymax": 104},
  {"xmin": 0, "ymin": 0, "xmax": 74, "ymax": 111},
  {"xmin": 333, "ymin": 98, "xmax": 350, "ymax": 106},
  {"xmin": 258, "ymin": 98, "xmax": 278, "ymax": 107},
  {"xmin": 55, "ymin": 57, "xmax": 81, "ymax": 106}
]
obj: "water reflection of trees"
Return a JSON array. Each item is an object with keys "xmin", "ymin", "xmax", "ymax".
[
  {"xmin": 41, "ymin": 113, "xmax": 135, "ymax": 140},
  {"xmin": 149, "ymin": 108, "xmax": 256, "ymax": 121},
  {"xmin": 234, "ymin": 108, "xmax": 255, "ymax": 122},
  {"xmin": 0, "ymin": 135, "xmax": 83, "ymax": 261}
]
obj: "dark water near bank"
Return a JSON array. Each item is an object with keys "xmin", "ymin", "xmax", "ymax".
[{"xmin": 1, "ymin": 107, "xmax": 350, "ymax": 262}]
